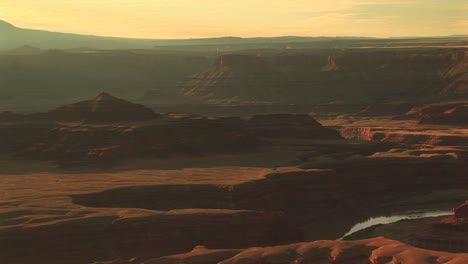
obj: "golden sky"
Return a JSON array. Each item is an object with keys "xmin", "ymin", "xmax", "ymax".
[{"xmin": 1, "ymin": 0, "xmax": 467, "ymax": 39}]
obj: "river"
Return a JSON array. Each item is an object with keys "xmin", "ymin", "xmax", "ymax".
[{"xmin": 339, "ymin": 210, "xmax": 452, "ymax": 239}]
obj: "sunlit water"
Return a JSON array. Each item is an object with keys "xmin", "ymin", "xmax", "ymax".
[{"xmin": 339, "ymin": 210, "xmax": 452, "ymax": 240}]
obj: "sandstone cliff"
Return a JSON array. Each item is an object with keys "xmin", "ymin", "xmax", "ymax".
[{"xmin": 183, "ymin": 50, "xmax": 468, "ymax": 104}]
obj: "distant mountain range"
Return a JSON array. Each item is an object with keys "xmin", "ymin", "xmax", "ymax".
[
  {"xmin": 1, "ymin": 19, "xmax": 467, "ymax": 50},
  {"xmin": 0, "ymin": 20, "xmax": 157, "ymax": 49}
]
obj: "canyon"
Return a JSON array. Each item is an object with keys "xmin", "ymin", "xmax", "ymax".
[{"xmin": 1, "ymin": 36, "xmax": 468, "ymax": 263}]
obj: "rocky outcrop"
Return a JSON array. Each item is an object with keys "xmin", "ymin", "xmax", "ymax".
[
  {"xmin": 419, "ymin": 105, "xmax": 468, "ymax": 126},
  {"xmin": 182, "ymin": 55, "xmax": 281, "ymax": 103},
  {"xmin": 394, "ymin": 102, "xmax": 460, "ymax": 120},
  {"xmin": 392, "ymin": 101, "xmax": 468, "ymax": 123},
  {"xmin": 340, "ymin": 127, "xmax": 375, "ymax": 141},
  {"xmin": 144, "ymin": 246, "xmax": 242, "ymax": 264},
  {"xmin": 433, "ymin": 212, "xmax": 468, "ymax": 233},
  {"xmin": 454, "ymin": 201, "xmax": 468, "ymax": 219},
  {"xmin": 340, "ymin": 124, "xmax": 468, "ymax": 146},
  {"xmin": 138, "ymin": 237, "xmax": 468, "ymax": 264},
  {"xmin": 394, "ymin": 101, "xmax": 468, "ymax": 126}
]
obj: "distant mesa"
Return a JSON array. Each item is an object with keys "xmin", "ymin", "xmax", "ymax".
[
  {"xmin": 0, "ymin": 93, "xmax": 159, "ymax": 123},
  {"xmin": 183, "ymin": 51, "xmax": 468, "ymax": 105},
  {"xmin": 182, "ymin": 54, "xmax": 280, "ymax": 102}
]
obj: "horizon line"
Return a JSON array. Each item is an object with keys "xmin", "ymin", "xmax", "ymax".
[{"xmin": 3, "ymin": 20, "xmax": 468, "ymax": 41}]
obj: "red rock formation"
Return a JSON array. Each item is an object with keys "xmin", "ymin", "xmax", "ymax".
[
  {"xmin": 419, "ymin": 105, "xmax": 468, "ymax": 126},
  {"xmin": 454, "ymin": 201, "xmax": 468, "ymax": 219},
  {"xmin": 340, "ymin": 127, "xmax": 375, "ymax": 141},
  {"xmin": 141, "ymin": 237, "xmax": 468, "ymax": 264},
  {"xmin": 145, "ymin": 246, "xmax": 242, "ymax": 264}
]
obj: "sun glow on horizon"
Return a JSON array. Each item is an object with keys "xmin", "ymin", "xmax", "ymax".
[{"xmin": 1, "ymin": 0, "xmax": 467, "ymax": 39}]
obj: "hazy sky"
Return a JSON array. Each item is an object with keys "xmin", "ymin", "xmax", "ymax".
[{"xmin": 1, "ymin": 0, "xmax": 467, "ymax": 39}]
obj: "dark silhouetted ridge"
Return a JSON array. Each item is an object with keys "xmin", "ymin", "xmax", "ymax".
[
  {"xmin": 8, "ymin": 45, "xmax": 42, "ymax": 54},
  {"xmin": 0, "ymin": 20, "xmax": 15, "ymax": 30},
  {"xmin": 0, "ymin": 93, "xmax": 159, "ymax": 123}
]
